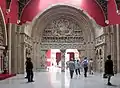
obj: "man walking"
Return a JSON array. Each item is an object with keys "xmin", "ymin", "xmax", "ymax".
[
  {"xmin": 68, "ymin": 58, "xmax": 75, "ymax": 79},
  {"xmin": 105, "ymin": 55, "xmax": 114, "ymax": 85},
  {"xmin": 82, "ymin": 57, "xmax": 88, "ymax": 77},
  {"xmin": 25, "ymin": 57, "xmax": 29, "ymax": 78},
  {"xmin": 26, "ymin": 57, "xmax": 34, "ymax": 82},
  {"xmin": 89, "ymin": 58, "xmax": 94, "ymax": 75},
  {"xmin": 75, "ymin": 60, "xmax": 81, "ymax": 76}
]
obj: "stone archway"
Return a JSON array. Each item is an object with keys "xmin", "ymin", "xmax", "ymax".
[
  {"xmin": 0, "ymin": 8, "xmax": 8, "ymax": 73},
  {"xmin": 30, "ymin": 5, "xmax": 96, "ymax": 70},
  {"xmin": 0, "ymin": 8, "xmax": 7, "ymax": 46}
]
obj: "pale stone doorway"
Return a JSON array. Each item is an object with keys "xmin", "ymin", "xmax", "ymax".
[
  {"xmin": 28, "ymin": 5, "xmax": 96, "ymax": 72},
  {"xmin": 45, "ymin": 49, "xmax": 80, "ymax": 72}
]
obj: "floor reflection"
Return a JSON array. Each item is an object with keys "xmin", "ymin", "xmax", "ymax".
[{"xmin": 0, "ymin": 71, "xmax": 120, "ymax": 88}]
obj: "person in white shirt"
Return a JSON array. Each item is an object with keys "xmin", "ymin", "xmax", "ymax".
[
  {"xmin": 75, "ymin": 60, "xmax": 81, "ymax": 76},
  {"xmin": 68, "ymin": 58, "xmax": 75, "ymax": 79},
  {"xmin": 89, "ymin": 58, "xmax": 94, "ymax": 75}
]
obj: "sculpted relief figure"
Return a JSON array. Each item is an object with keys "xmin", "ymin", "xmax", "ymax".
[{"xmin": 42, "ymin": 17, "xmax": 84, "ymax": 43}]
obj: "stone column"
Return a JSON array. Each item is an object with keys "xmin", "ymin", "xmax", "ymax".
[
  {"xmin": 78, "ymin": 50, "xmax": 84, "ymax": 60},
  {"xmin": 112, "ymin": 25, "xmax": 117, "ymax": 73},
  {"xmin": 90, "ymin": 43, "xmax": 96, "ymax": 60},
  {"xmin": 11, "ymin": 24, "xmax": 18, "ymax": 74},
  {"xmin": 19, "ymin": 33, "xmax": 26, "ymax": 74},
  {"xmin": 61, "ymin": 49, "xmax": 65, "ymax": 88},
  {"xmin": 61, "ymin": 50, "xmax": 65, "ymax": 72},
  {"xmin": 110, "ymin": 25, "xmax": 114, "ymax": 73},
  {"xmin": 78, "ymin": 50, "xmax": 81, "ymax": 60},
  {"xmin": 116, "ymin": 24, "xmax": 120, "ymax": 73},
  {"xmin": 36, "ymin": 43, "xmax": 40, "ymax": 70},
  {"xmin": 8, "ymin": 23, "xmax": 12, "ymax": 74},
  {"xmin": 33, "ymin": 41, "xmax": 37, "ymax": 71},
  {"xmin": 107, "ymin": 26, "xmax": 111, "ymax": 55},
  {"xmin": 86, "ymin": 42, "xmax": 90, "ymax": 58},
  {"xmin": 39, "ymin": 50, "xmax": 47, "ymax": 70},
  {"xmin": 119, "ymin": 24, "xmax": 120, "ymax": 73},
  {"xmin": 103, "ymin": 42, "xmax": 107, "ymax": 73},
  {"xmin": 19, "ymin": 43, "xmax": 25, "ymax": 74},
  {"xmin": 36, "ymin": 42, "xmax": 39, "ymax": 70}
]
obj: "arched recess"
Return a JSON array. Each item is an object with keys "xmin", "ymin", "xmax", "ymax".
[
  {"xmin": 0, "ymin": 7, "xmax": 7, "ymax": 73},
  {"xmin": 31, "ymin": 5, "xmax": 96, "ymax": 42},
  {"xmin": 0, "ymin": 7, "xmax": 7, "ymax": 46},
  {"xmin": 29, "ymin": 5, "xmax": 98, "ymax": 69}
]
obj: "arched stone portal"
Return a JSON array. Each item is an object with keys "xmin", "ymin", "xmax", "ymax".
[
  {"xmin": 0, "ymin": 8, "xmax": 8, "ymax": 73},
  {"xmin": 30, "ymin": 5, "xmax": 96, "ymax": 71}
]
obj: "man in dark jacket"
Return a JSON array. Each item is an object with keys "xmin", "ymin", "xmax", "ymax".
[
  {"xmin": 26, "ymin": 57, "xmax": 34, "ymax": 82},
  {"xmin": 25, "ymin": 57, "xmax": 29, "ymax": 78},
  {"xmin": 105, "ymin": 55, "xmax": 114, "ymax": 85}
]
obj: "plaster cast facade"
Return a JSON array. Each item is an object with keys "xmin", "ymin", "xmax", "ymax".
[
  {"xmin": 0, "ymin": 5, "xmax": 120, "ymax": 74},
  {"xmin": 30, "ymin": 5, "xmax": 96, "ymax": 72}
]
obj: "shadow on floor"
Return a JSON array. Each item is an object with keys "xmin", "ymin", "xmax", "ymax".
[{"xmin": 106, "ymin": 84, "xmax": 118, "ymax": 87}]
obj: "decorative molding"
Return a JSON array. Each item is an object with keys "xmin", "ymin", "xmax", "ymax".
[
  {"xmin": 24, "ymin": 34, "xmax": 32, "ymax": 45},
  {"xmin": 0, "ymin": 11, "xmax": 6, "ymax": 47},
  {"xmin": 95, "ymin": 34, "xmax": 106, "ymax": 47},
  {"xmin": 40, "ymin": 43, "xmax": 85, "ymax": 50}
]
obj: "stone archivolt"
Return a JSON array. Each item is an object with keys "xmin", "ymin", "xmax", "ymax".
[
  {"xmin": 0, "ymin": 17, "xmax": 5, "ymax": 46},
  {"xmin": 28, "ymin": 5, "xmax": 96, "ymax": 72},
  {"xmin": 24, "ymin": 34, "xmax": 32, "ymax": 46},
  {"xmin": 0, "ymin": 26, "xmax": 4, "ymax": 45}
]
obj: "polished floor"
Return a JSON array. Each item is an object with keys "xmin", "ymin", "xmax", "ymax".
[{"xmin": 0, "ymin": 70, "xmax": 120, "ymax": 88}]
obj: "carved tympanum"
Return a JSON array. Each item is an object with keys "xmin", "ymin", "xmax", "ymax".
[{"xmin": 41, "ymin": 16, "xmax": 84, "ymax": 43}]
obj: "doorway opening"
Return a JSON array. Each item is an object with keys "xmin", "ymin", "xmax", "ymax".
[{"xmin": 45, "ymin": 49, "xmax": 80, "ymax": 72}]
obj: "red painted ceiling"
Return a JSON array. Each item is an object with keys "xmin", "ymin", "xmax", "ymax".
[
  {"xmin": 108, "ymin": 0, "xmax": 120, "ymax": 25},
  {"xmin": 21, "ymin": 0, "xmax": 106, "ymax": 26},
  {"xmin": 9, "ymin": 0, "xmax": 18, "ymax": 24},
  {"xmin": 1, "ymin": 0, "xmax": 120, "ymax": 26},
  {"xmin": 0, "ymin": 0, "xmax": 18, "ymax": 24}
]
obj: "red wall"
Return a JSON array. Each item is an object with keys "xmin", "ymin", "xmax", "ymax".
[
  {"xmin": 21, "ymin": 0, "xmax": 106, "ymax": 26},
  {"xmin": 0, "ymin": 0, "xmax": 7, "ymax": 23},
  {"xmin": 108, "ymin": 0, "xmax": 120, "ymax": 25}
]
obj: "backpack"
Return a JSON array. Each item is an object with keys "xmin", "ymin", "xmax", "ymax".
[{"xmin": 83, "ymin": 60, "xmax": 88, "ymax": 67}]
